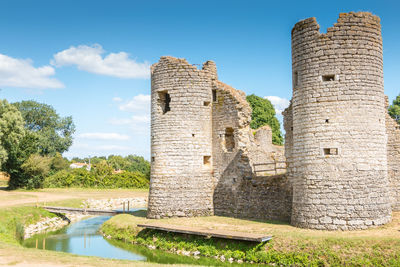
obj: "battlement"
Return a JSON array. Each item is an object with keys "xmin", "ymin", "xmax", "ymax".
[{"xmin": 292, "ymin": 12, "xmax": 380, "ymax": 37}]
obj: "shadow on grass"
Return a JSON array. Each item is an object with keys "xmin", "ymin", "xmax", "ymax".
[{"xmin": 131, "ymin": 209, "xmax": 147, "ymax": 218}]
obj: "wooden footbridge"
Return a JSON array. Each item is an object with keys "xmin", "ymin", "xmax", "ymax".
[
  {"xmin": 137, "ymin": 223, "xmax": 272, "ymax": 243},
  {"xmin": 43, "ymin": 206, "xmax": 137, "ymax": 216}
]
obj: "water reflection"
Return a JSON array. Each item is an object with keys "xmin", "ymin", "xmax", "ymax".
[{"xmin": 24, "ymin": 216, "xmax": 146, "ymax": 261}]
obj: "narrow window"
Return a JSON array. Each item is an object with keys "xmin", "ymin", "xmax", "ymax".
[
  {"xmin": 151, "ymin": 157, "xmax": 155, "ymax": 162},
  {"xmin": 225, "ymin": 127, "xmax": 235, "ymax": 152},
  {"xmin": 158, "ymin": 91, "xmax": 171, "ymax": 114},
  {"xmin": 203, "ymin": 156, "xmax": 211, "ymax": 167},
  {"xmin": 192, "ymin": 134, "xmax": 195, "ymax": 137},
  {"xmin": 325, "ymin": 119, "xmax": 329, "ymax": 123},
  {"xmin": 323, "ymin": 148, "xmax": 338, "ymax": 155},
  {"xmin": 322, "ymin": 74, "xmax": 335, "ymax": 82},
  {"xmin": 294, "ymin": 71, "xmax": 298, "ymax": 86},
  {"xmin": 204, "ymin": 101, "xmax": 210, "ymax": 106},
  {"xmin": 212, "ymin": 89, "xmax": 217, "ymax": 102}
]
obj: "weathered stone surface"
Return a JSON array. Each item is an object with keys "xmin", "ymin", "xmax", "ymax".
[
  {"xmin": 285, "ymin": 12, "xmax": 392, "ymax": 230},
  {"xmin": 148, "ymin": 56, "xmax": 288, "ymax": 221},
  {"xmin": 385, "ymin": 97, "xmax": 400, "ymax": 211}
]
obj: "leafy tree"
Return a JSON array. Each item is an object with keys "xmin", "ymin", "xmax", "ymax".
[
  {"xmin": 21, "ymin": 154, "xmax": 52, "ymax": 189},
  {"xmin": 107, "ymin": 155, "xmax": 128, "ymax": 170},
  {"xmin": 125, "ymin": 155, "xmax": 150, "ymax": 179},
  {"xmin": 246, "ymin": 94, "xmax": 283, "ymax": 145},
  {"xmin": 13, "ymin": 100, "xmax": 75, "ymax": 155},
  {"xmin": 50, "ymin": 152, "xmax": 70, "ymax": 172},
  {"xmin": 389, "ymin": 95, "xmax": 400, "ymax": 124},
  {"xmin": 92, "ymin": 160, "xmax": 113, "ymax": 177},
  {"xmin": 0, "ymin": 100, "xmax": 25, "ymax": 168}
]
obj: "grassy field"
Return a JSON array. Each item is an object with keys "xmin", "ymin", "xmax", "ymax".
[{"xmin": 102, "ymin": 212, "xmax": 400, "ymax": 266}]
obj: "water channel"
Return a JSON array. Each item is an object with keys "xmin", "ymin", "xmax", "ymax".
[{"xmin": 23, "ymin": 215, "xmax": 252, "ymax": 266}]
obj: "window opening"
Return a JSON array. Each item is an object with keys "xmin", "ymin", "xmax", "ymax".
[
  {"xmin": 225, "ymin": 127, "xmax": 235, "ymax": 152},
  {"xmin": 212, "ymin": 89, "xmax": 217, "ymax": 102},
  {"xmin": 204, "ymin": 101, "xmax": 210, "ymax": 106},
  {"xmin": 158, "ymin": 91, "xmax": 171, "ymax": 114},
  {"xmin": 323, "ymin": 148, "xmax": 338, "ymax": 155},
  {"xmin": 203, "ymin": 156, "xmax": 211, "ymax": 167},
  {"xmin": 322, "ymin": 75, "xmax": 335, "ymax": 82},
  {"xmin": 325, "ymin": 119, "xmax": 329, "ymax": 123}
]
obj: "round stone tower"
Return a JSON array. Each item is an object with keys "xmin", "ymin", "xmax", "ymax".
[
  {"xmin": 289, "ymin": 12, "xmax": 391, "ymax": 230},
  {"xmin": 147, "ymin": 56, "xmax": 216, "ymax": 218}
]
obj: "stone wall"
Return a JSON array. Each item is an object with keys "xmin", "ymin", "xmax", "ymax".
[
  {"xmin": 287, "ymin": 12, "xmax": 391, "ymax": 230},
  {"xmin": 386, "ymin": 97, "xmax": 400, "ymax": 211},
  {"xmin": 211, "ymin": 78, "xmax": 289, "ymax": 221},
  {"xmin": 148, "ymin": 57, "xmax": 215, "ymax": 218},
  {"xmin": 149, "ymin": 56, "xmax": 290, "ymax": 221}
]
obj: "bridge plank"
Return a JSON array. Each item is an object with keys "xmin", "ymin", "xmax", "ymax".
[{"xmin": 137, "ymin": 223, "xmax": 272, "ymax": 242}]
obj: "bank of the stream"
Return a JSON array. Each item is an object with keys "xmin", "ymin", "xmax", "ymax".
[{"xmin": 101, "ymin": 213, "xmax": 400, "ymax": 266}]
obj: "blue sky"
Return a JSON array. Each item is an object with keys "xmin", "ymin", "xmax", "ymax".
[{"xmin": 1, "ymin": 0, "xmax": 399, "ymax": 159}]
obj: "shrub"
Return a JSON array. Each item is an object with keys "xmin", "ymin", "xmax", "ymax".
[{"xmin": 44, "ymin": 168, "xmax": 149, "ymax": 189}]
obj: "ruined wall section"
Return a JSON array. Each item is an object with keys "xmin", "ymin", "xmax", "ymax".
[
  {"xmin": 386, "ymin": 97, "xmax": 400, "ymax": 211},
  {"xmin": 290, "ymin": 12, "xmax": 391, "ymax": 230},
  {"xmin": 212, "ymin": 80, "xmax": 291, "ymax": 221},
  {"xmin": 283, "ymin": 102, "xmax": 293, "ymax": 175},
  {"xmin": 148, "ymin": 56, "xmax": 214, "ymax": 218}
]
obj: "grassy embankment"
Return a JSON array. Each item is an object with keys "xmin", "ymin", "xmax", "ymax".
[
  {"xmin": 102, "ymin": 211, "xmax": 400, "ymax": 266},
  {"xmin": 0, "ymin": 188, "xmax": 160, "ymax": 266}
]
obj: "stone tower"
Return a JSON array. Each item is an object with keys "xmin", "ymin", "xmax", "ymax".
[
  {"xmin": 147, "ymin": 56, "xmax": 216, "ymax": 218},
  {"xmin": 287, "ymin": 12, "xmax": 392, "ymax": 230}
]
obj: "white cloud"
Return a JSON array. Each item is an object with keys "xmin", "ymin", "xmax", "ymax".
[
  {"xmin": 0, "ymin": 54, "xmax": 63, "ymax": 89},
  {"xmin": 51, "ymin": 44, "xmax": 150, "ymax": 79},
  {"xmin": 109, "ymin": 115, "xmax": 150, "ymax": 126},
  {"xmin": 118, "ymin": 94, "xmax": 150, "ymax": 112},
  {"xmin": 264, "ymin": 96, "xmax": 290, "ymax": 115},
  {"xmin": 78, "ymin": 132, "xmax": 130, "ymax": 141}
]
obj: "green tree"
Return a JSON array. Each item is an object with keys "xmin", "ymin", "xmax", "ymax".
[
  {"xmin": 0, "ymin": 100, "xmax": 25, "ymax": 168},
  {"xmin": 21, "ymin": 154, "xmax": 52, "ymax": 189},
  {"xmin": 389, "ymin": 95, "xmax": 400, "ymax": 124},
  {"xmin": 50, "ymin": 152, "xmax": 70, "ymax": 172},
  {"xmin": 125, "ymin": 155, "xmax": 150, "ymax": 179},
  {"xmin": 13, "ymin": 100, "xmax": 75, "ymax": 155},
  {"xmin": 246, "ymin": 94, "xmax": 283, "ymax": 145}
]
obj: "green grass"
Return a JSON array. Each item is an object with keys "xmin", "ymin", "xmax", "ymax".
[
  {"xmin": 44, "ymin": 198, "xmax": 85, "ymax": 208},
  {"xmin": 0, "ymin": 206, "xmax": 56, "ymax": 244},
  {"xmin": 102, "ymin": 214, "xmax": 400, "ymax": 266}
]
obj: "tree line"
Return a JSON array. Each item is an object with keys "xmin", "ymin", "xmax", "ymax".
[{"xmin": 0, "ymin": 99, "xmax": 149, "ymax": 189}]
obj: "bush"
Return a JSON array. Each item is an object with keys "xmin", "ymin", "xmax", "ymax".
[
  {"xmin": 44, "ymin": 168, "xmax": 149, "ymax": 189},
  {"xmin": 21, "ymin": 154, "xmax": 51, "ymax": 189}
]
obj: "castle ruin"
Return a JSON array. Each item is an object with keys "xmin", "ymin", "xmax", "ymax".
[{"xmin": 147, "ymin": 12, "xmax": 400, "ymax": 230}]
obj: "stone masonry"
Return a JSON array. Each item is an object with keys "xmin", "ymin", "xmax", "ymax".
[
  {"xmin": 148, "ymin": 12, "xmax": 400, "ymax": 230},
  {"xmin": 148, "ymin": 56, "xmax": 287, "ymax": 220},
  {"xmin": 285, "ymin": 12, "xmax": 392, "ymax": 230}
]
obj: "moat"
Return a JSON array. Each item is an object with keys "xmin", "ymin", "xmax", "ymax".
[{"xmin": 23, "ymin": 216, "xmax": 251, "ymax": 266}]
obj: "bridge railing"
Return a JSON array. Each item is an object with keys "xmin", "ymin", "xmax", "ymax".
[{"xmin": 253, "ymin": 160, "xmax": 286, "ymax": 176}]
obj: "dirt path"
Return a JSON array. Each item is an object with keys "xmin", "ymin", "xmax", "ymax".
[{"xmin": 0, "ymin": 188, "xmax": 148, "ymax": 208}]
